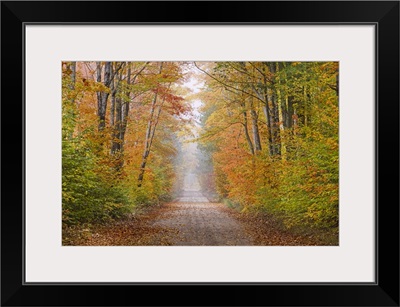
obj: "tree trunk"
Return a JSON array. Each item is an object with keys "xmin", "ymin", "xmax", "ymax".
[
  {"xmin": 120, "ymin": 65, "xmax": 131, "ymax": 144},
  {"xmin": 276, "ymin": 63, "xmax": 286, "ymax": 160},
  {"xmin": 138, "ymin": 62, "xmax": 163, "ymax": 187},
  {"xmin": 111, "ymin": 68, "xmax": 124, "ymax": 156},
  {"xmin": 96, "ymin": 62, "xmax": 102, "ymax": 120},
  {"xmin": 250, "ymin": 108, "xmax": 262, "ymax": 152},
  {"xmin": 293, "ymin": 106, "xmax": 298, "ymax": 135},
  {"xmin": 97, "ymin": 62, "xmax": 112, "ymax": 131},
  {"xmin": 138, "ymin": 90, "xmax": 158, "ymax": 185},
  {"xmin": 336, "ymin": 69, "xmax": 339, "ymax": 96},
  {"xmin": 67, "ymin": 62, "xmax": 76, "ymax": 103},
  {"xmin": 111, "ymin": 96, "xmax": 122, "ymax": 154},
  {"xmin": 268, "ymin": 62, "xmax": 281, "ymax": 156},
  {"xmin": 69, "ymin": 62, "xmax": 76, "ymax": 90},
  {"xmin": 255, "ymin": 63, "xmax": 275, "ymax": 157},
  {"xmin": 262, "ymin": 88, "xmax": 275, "ymax": 156},
  {"xmin": 110, "ymin": 64, "xmax": 116, "ymax": 127},
  {"xmin": 242, "ymin": 108, "xmax": 255, "ymax": 155}
]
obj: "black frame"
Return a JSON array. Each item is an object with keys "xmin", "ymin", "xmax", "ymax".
[{"xmin": 1, "ymin": 1, "xmax": 399, "ymax": 306}]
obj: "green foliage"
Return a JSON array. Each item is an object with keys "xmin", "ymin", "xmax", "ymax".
[
  {"xmin": 199, "ymin": 61, "xmax": 339, "ymax": 235},
  {"xmin": 62, "ymin": 61, "xmax": 339, "ymax": 244},
  {"xmin": 62, "ymin": 62, "xmax": 185, "ymax": 227},
  {"xmin": 62, "ymin": 64, "xmax": 131, "ymax": 225},
  {"xmin": 124, "ymin": 163, "xmax": 175, "ymax": 206},
  {"xmin": 62, "ymin": 122, "xmax": 131, "ymax": 225}
]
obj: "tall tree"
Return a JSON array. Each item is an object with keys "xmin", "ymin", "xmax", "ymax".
[{"xmin": 96, "ymin": 62, "xmax": 111, "ymax": 131}]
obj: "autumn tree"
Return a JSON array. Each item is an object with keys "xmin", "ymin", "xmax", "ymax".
[
  {"xmin": 196, "ymin": 61, "xmax": 339, "ymax": 232},
  {"xmin": 62, "ymin": 61, "xmax": 190, "ymax": 225}
]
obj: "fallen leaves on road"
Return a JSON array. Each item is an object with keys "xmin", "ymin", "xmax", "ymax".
[
  {"xmin": 222, "ymin": 206, "xmax": 335, "ymax": 246},
  {"xmin": 63, "ymin": 202, "xmax": 335, "ymax": 246},
  {"xmin": 63, "ymin": 204, "xmax": 177, "ymax": 246}
]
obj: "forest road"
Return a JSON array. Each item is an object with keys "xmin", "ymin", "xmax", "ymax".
[
  {"xmin": 65, "ymin": 189, "xmax": 323, "ymax": 246},
  {"xmin": 150, "ymin": 190, "xmax": 254, "ymax": 246}
]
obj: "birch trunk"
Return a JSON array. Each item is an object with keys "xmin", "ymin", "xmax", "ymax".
[
  {"xmin": 275, "ymin": 63, "xmax": 286, "ymax": 160},
  {"xmin": 138, "ymin": 62, "xmax": 163, "ymax": 187}
]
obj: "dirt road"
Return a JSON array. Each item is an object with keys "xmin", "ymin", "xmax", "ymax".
[
  {"xmin": 64, "ymin": 190, "xmax": 326, "ymax": 246},
  {"xmin": 151, "ymin": 190, "xmax": 253, "ymax": 245}
]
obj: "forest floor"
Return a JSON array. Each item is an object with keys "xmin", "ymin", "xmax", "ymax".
[{"xmin": 63, "ymin": 190, "xmax": 331, "ymax": 246}]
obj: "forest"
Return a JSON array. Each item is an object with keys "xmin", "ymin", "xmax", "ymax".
[{"xmin": 62, "ymin": 61, "xmax": 339, "ymax": 245}]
